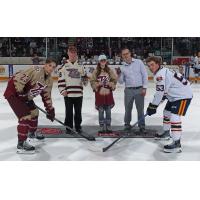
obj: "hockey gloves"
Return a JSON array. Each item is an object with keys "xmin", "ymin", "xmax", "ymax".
[
  {"xmin": 46, "ymin": 107, "xmax": 55, "ymax": 122},
  {"xmin": 147, "ymin": 103, "xmax": 158, "ymax": 116},
  {"xmin": 160, "ymin": 95, "xmax": 167, "ymax": 104},
  {"xmin": 25, "ymin": 100, "xmax": 35, "ymax": 107}
]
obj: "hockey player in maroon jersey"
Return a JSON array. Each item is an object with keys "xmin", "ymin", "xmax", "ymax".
[{"xmin": 4, "ymin": 58, "xmax": 57, "ymax": 154}]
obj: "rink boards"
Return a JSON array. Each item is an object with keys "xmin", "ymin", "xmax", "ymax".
[{"xmin": 0, "ymin": 64, "xmax": 191, "ymax": 80}]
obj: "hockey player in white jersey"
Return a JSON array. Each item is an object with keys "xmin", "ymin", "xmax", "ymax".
[{"xmin": 146, "ymin": 57, "xmax": 193, "ymax": 153}]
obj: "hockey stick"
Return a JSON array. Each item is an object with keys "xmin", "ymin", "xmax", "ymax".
[
  {"xmin": 102, "ymin": 113, "xmax": 148, "ymax": 152},
  {"xmin": 35, "ymin": 105, "xmax": 96, "ymax": 141}
]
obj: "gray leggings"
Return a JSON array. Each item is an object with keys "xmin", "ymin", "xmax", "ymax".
[{"xmin": 98, "ymin": 105, "xmax": 111, "ymax": 126}]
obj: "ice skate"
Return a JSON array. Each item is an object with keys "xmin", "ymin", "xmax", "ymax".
[
  {"xmin": 17, "ymin": 140, "xmax": 35, "ymax": 154},
  {"xmin": 163, "ymin": 140, "xmax": 182, "ymax": 153}
]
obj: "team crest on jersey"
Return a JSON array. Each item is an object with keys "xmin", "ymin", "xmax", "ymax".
[
  {"xmin": 156, "ymin": 76, "xmax": 163, "ymax": 82},
  {"xmin": 29, "ymin": 81, "xmax": 47, "ymax": 97},
  {"xmin": 66, "ymin": 69, "xmax": 80, "ymax": 78},
  {"xmin": 98, "ymin": 75, "xmax": 109, "ymax": 86}
]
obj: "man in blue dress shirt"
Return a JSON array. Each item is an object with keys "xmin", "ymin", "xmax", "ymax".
[{"xmin": 118, "ymin": 47, "xmax": 148, "ymax": 133}]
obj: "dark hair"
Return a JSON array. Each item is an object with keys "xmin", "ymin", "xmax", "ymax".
[
  {"xmin": 68, "ymin": 45, "xmax": 77, "ymax": 52},
  {"xmin": 121, "ymin": 47, "xmax": 131, "ymax": 53},
  {"xmin": 146, "ymin": 56, "xmax": 161, "ymax": 65},
  {"xmin": 121, "ymin": 47, "xmax": 134, "ymax": 58},
  {"xmin": 96, "ymin": 62, "xmax": 111, "ymax": 78},
  {"xmin": 45, "ymin": 58, "xmax": 57, "ymax": 65}
]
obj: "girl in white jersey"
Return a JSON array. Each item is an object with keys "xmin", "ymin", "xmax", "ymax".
[{"xmin": 146, "ymin": 57, "xmax": 193, "ymax": 153}]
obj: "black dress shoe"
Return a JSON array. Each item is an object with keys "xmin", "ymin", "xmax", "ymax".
[
  {"xmin": 139, "ymin": 127, "xmax": 147, "ymax": 134},
  {"xmin": 66, "ymin": 129, "xmax": 73, "ymax": 135},
  {"xmin": 76, "ymin": 128, "xmax": 82, "ymax": 133}
]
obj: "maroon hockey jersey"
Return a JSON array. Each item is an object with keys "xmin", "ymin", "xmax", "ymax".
[
  {"xmin": 4, "ymin": 66, "xmax": 53, "ymax": 111},
  {"xmin": 90, "ymin": 69, "xmax": 117, "ymax": 110}
]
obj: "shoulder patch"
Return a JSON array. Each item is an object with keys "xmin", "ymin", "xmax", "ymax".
[
  {"xmin": 156, "ymin": 76, "xmax": 163, "ymax": 82},
  {"xmin": 34, "ymin": 66, "xmax": 41, "ymax": 72}
]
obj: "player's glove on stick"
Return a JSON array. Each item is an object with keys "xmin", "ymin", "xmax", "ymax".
[
  {"xmin": 160, "ymin": 95, "xmax": 167, "ymax": 103},
  {"xmin": 46, "ymin": 107, "xmax": 55, "ymax": 122},
  {"xmin": 25, "ymin": 100, "xmax": 35, "ymax": 107},
  {"xmin": 147, "ymin": 103, "xmax": 158, "ymax": 116},
  {"xmin": 162, "ymin": 95, "xmax": 167, "ymax": 101}
]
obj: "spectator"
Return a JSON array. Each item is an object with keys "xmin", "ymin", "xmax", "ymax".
[
  {"xmin": 57, "ymin": 46, "xmax": 88, "ymax": 134},
  {"xmin": 118, "ymin": 47, "xmax": 148, "ymax": 133},
  {"xmin": 90, "ymin": 55, "xmax": 117, "ymax": 133},
  {"xmin": 193, "ymin": 51, "xmax": 200, "ymax": 83},
  {"xmin": 31, "ymin": 53, "xmax": 43, "ymax": 65},
  {"xmin": 30, "ymin": 40, "xmax": 37, "ymax": 48}
]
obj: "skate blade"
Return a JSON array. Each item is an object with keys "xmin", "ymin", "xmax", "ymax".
[
  {"xmin": 163, "ymin": 147, "xmax": 182, "ymax": 153},
  {"xmin": 27, "ymin": 138, "xmax": 45, "ymax": 145},
  {"xmin": 85, "ymin": 138, "xmax": 105, "ymax": 152},
  {"xmin": 155, "ymin": 137, "xmax": 170, "ymax": 141},
  {"xmin": 16, "ymin": 149, "xmax": 36, "ymax": 154},
  {"xmin": 35, "ymin": 138, "xmax": 45, "ymax": 143}
]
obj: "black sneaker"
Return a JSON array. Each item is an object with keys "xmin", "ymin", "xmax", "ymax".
[
  {"xmin": 139, "ymin": 127, "xmax": 147, "ymax": 134},
  {"xmin": 155, "ymin": 130, "xmax": 170, "ymax": 140},
  {"xmin": 66, "ymin": 129, "xmax": 73, "ymax": 135},
  {"xmin": 106, "ymin": 125, "xmax": 112, "ymax": 133},
  {"xmin": 76, "ymin": 128, "xmax": 82, "ymax": 134},
  {"xmin": 164, "ymin": 140, "xmax": 182, "ymax": 153},
  {"xmin": 17, "ymin": 140, "xmax": 35, "ymax": 154},
  {"xmin": 98, "ymin": 125, "xmax": 105, "ymax": 133},
  {"xmin": 124, "ymin": 124, "xmax": 131, "ymax": 131}
]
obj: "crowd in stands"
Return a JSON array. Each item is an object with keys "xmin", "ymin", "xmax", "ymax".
[{"xmin": 0, "ymin": 37, "xmax": 200, "ymax": 65}]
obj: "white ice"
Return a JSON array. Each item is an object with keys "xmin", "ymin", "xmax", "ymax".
[{"xmin": 0, "ymin": 81, "xmax": 200, "ymax": 161}]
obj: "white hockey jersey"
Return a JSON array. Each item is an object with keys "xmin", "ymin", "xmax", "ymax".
[
  {"xmin": 152, "ymin": 67, "xmax": 193, "ymax": 106},
  {"xmin": 58, "ymin": 60, "xmax": 87, "ymax": 97}
]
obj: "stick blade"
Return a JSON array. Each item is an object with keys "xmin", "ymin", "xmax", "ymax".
[
  {"xmin": 102, "ymin": 147, "xmax": 108, "ymax": 152},
  {"xmin": 80, "ymin": 132, "xmax": 96, "ymax": 141}
]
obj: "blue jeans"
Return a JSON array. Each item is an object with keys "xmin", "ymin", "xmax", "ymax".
[{"xmin": 98, "ymin": 105, "xmax": 111, "ymax": 126}]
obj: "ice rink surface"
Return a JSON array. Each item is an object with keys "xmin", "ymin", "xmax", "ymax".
[{"xmin": 0, "ymin": 81, "xmax": 200, "ymax": 161}]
